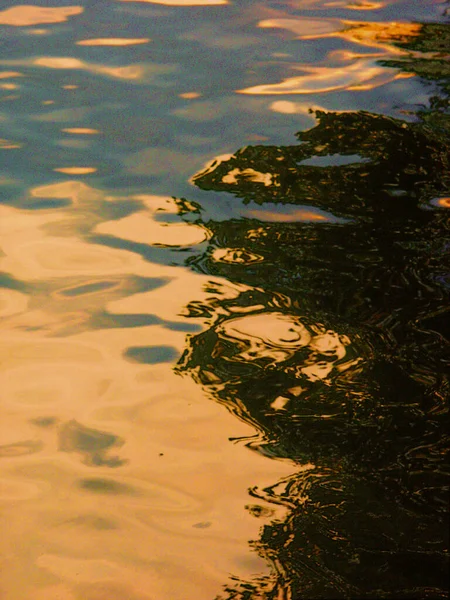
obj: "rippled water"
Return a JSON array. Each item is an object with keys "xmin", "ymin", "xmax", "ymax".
[{"xmin": 0, "ymin": 2, "xmax": 449, "ymax": 599}]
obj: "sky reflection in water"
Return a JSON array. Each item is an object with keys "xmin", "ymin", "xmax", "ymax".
[{"xmin": 0, "ymin": 1, "xmax": 449, "ymax": 599}]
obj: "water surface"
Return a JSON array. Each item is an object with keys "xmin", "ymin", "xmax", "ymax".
[{"xmin": 0, "ymin": 1, "xmax": 449, "ymax": 599}]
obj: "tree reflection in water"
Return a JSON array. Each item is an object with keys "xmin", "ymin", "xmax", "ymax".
[{"xmin": 176, "ymin": 19, "xmax": 449, "ymax": 600}]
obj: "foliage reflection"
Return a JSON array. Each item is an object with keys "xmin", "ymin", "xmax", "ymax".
[{"xmin": 177, "ymin": 18, "xmax": 450, "ymax": 600}]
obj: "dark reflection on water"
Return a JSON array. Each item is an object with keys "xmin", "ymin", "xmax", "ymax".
[{"xmin": 177, "ymin": 19, "xmax": 450, "ymax": 600}]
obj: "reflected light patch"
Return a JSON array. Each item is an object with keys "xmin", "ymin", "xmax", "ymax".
[
  {"xmin": 0, "ymin": 138, "xmax": 22, "ymax": 149},
  {"xmin": 0, "ymin": 71, "xmax": 23, "ymax": 79},
  {"xmin": 179, "ymin": 92, "xmax": 201, "ymax": 99},
  {"xmin": 215, "ymin": 311, "xmax": 355, "ymax": 381},
  {"xmin": 270, "ymin": 396, "xmax": 289, "ymax": 411},
  {"xmin": 95, "ymin": 195, "xmax": 210, "ymax": 248},
  {"xmin": 191, "ymin": 153, "xmax": 234, "ymax": 182},
  {"xmin": 244, "ymin": 204, "xmax": 344, "ymax": 223},
  {"xmin": 212, "ymin": 248, "xmax": 264, "ymax": 264},
  {"xmin": 218, "ymin": 312, "xmax": 312, "ymax": 364},
  {"xmin": 24, "ymin": 28, "xmax": 49, "ymax": 35},
  {"xmin": 222, "ymin": 168, "xmax": 275, "ymax": 187},
  {"xmin": 30, "ymin": 181, "xmax": 100, "ymax": 204},
  {"xmin": 270, "ymin": 100, "xmax": 325, "ymax": 115},
  {"xmin": 0, "ymin": 6, "xmax": 83, "ymax": 26},
  {"xmin": 120, "ymin": 0, "xmax": 227, "ymax": 5},
  {"xmin": 62, "ymin": 128, "xmax": 99, "ymax": 135},
  {"xmin": 430, "ymin": 197, "xmax": 450, "ymax": 209},
  {"xmin": 259, "ymin": 18, "xmax": 341, "ymax": 39},
  {"xmin": 33, "ymin": 58, "xmax": 146, "ymax": 81},
  {"xmin": 342, "ymin": 21, "xmax": 422, "ymax": 52},
  {"xmin": 325, "ymin": 1, "xmax": 385, "ymax": 8},
  {"xmin": 53, "ymin": 167, "xmax": 97, "ymax": 175},
  {"xmin": 238, "ymin": 59, "xmax": 404, "ymax": 95},
  {"xmin": 258, "ymin": 18, "xmax": 420, "ymax": 56},
  {"xmin": 35, "ymin": 57, "xmax": 84, "ymax": 69},
  {"xmin": 247, "ymin": 209, "xmax": 328, "ymax": 222},
  {"xmin": 77, "ymin": 38, "xmax": 150, "ymax": 46}
]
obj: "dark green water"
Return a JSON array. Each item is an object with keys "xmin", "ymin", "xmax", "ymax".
[{"xmin": 0, "ymin": 2, "xmax": 448, "ymax": 599}]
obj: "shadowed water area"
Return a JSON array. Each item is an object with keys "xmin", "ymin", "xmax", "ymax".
[{"xmin": 0, "ymin": 1, "xmax": 449, "ymax": 599}]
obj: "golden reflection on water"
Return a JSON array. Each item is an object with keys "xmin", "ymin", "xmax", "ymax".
[
  {"xmin": 0, "ymin": 179, "xmax": 295, "ymax": 599},
  {"xmin": 62, "ymin": 128, "xmax": 100, "ymax": 135},
  {"xmin": 238, "ymin": 58, "xmax": 406, "ymax": 95},
  {"xmin": 54, "ymin": 167, "xmax": 98, "ymax": 175},
  {"xmin": 32, "ymin": 57, "xmax": 148, "ymax": 82},
  {"xmin": 326, "ymin": 0, "xmax": 385, "ymax": 8},
  {"xmin": 76, "ymin": 38, "xmax": 150, "ymax": 46},
  {"xmin": 0, "ymin": 71, "xmax": 23, "ymax": 79},
  {"xmin": 245, "ymin": 207, "xmax": 330, "ymax": 222},
  {"xmin": 0, "ymin": 5, "xmax": 83, "ymax": 26},
  {"xmin": 0, "ymin": 138, "xmax": 22, "ymax": 149},
  {"xmin": 270, "ymin": 99, "xmax": 326, "ymax": 114},
  {"xmin": 214, "ymin": 312, "xmax": 354, "ymax": 382},
  {"xmin": 239, "ymin": 18, "xmax": 421, "ymax": 95}
]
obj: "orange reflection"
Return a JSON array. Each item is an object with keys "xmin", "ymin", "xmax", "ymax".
[
  {"xmin": 238, "ymin": 59, "xmax": 403, "ymax": 95},
  {"xmin": 222, "ymin": 168, "xmax": 276, "ymax": 186},
  {"xmin": 213, "ymin": 311, "xmax": 356, "ymax": 382},
  {"xmin": 431, "ymin": 197, "xmax": 450, "ymax": 208},
  {"xmin": 179, "ymin": 92, "xmax": 202, "ymax": 99},
  {"xmin": 270, "ymin": 100, "xmax": 325, "ymax": 115},
  {"xmin": 0, "ymin": 5, "xmax": 83, "ymax": 26},
  {"xmin": 95, "ymin": 195, "xmax": 210, "ymax": 248},
  {"xmin": 24, "ymin": 28, "xmax": 48, "ymax": 35},
  {"xmin": 0, "ymin": 71, "xmax": 23, "ymax": 79},
  {"xmin": 191, "ymin": 154, "xmax": 235, "ymax": 183},
  {"xmin": 62, "ymin": 128, "xmax": 100, "ymax": 135},
  {"xmin": 0, "ymin": 138, "xmax": 21, "ymax": 149},
  {"xmin": 76, "ymin": 38, "xmax": 150, "ymax": 46},
  {"xmin": 212, "ymin": 248, "xmax": 264, "ymax": 264},
  {"xmin": 259, "ymin": 18, "xmax": 341, "ymax": 40},
  {"xmin": 342, "ymin": 21, "xmax": 422, "ymax": 52},
  {"xmin": 0, "ymin": 176, "xmax": 298, "ymax": 599},
  {"xmin": 33, "ymin": 58, "xmax": 146, "ymax": 81},
  {"xmin": 258, "ymin": 18, "xmax": 421, "ymax": 55},
  {"xmin": 53, "ymin": 167, "xmax": 97, "ymax": 175},
  {"xmin": 245, "ymin": 208, "xmax": 329, "ymax": 222},
  {"xmin": 325, "ymin": 0, "xmax": 385, "ymax": 8},
  {"xmin": 35, "ymin": 57, "xmax": 85, "ymax": 69}
]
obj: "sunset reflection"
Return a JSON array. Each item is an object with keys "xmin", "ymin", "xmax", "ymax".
[
  {"xmin": 32, "ymin": 57, "xmax": 148, "ymax": 81},
  {"xmin": 244, "ymin": 17, "xmax": 423, "ymax": 96},
  {"xmin": 53, "ymin": 167, "xmax": 97, "ymax": 174},
  {"xmin": 0, "ymin": 1, "xmax": 448, "ymax": 599},
  {"xmin": 76, "ymin": 38, "xmax": 150, "ymax": 46},
  {"xmin": 325, "ymin": 0, "xmax": 385, "ymax": 8},
  {"xmin": 95, "ymin": 195, "xmax": 210, "ymax": 247},
  {"xmin": 239, "ymin": 59, "xmax": 404, "ymax": 94},
  {"xmin": 0, "ymin": 5, "xmax": 83, "ymax": 26},
  {"xmin": 62, "ymin": 128, "xmax": 100, "ymax": 135}
]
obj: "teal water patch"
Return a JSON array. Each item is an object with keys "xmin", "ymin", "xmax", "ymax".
[{"xmin": 124, "ymin": 345, "xmax": 179, "ymax": 364}]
